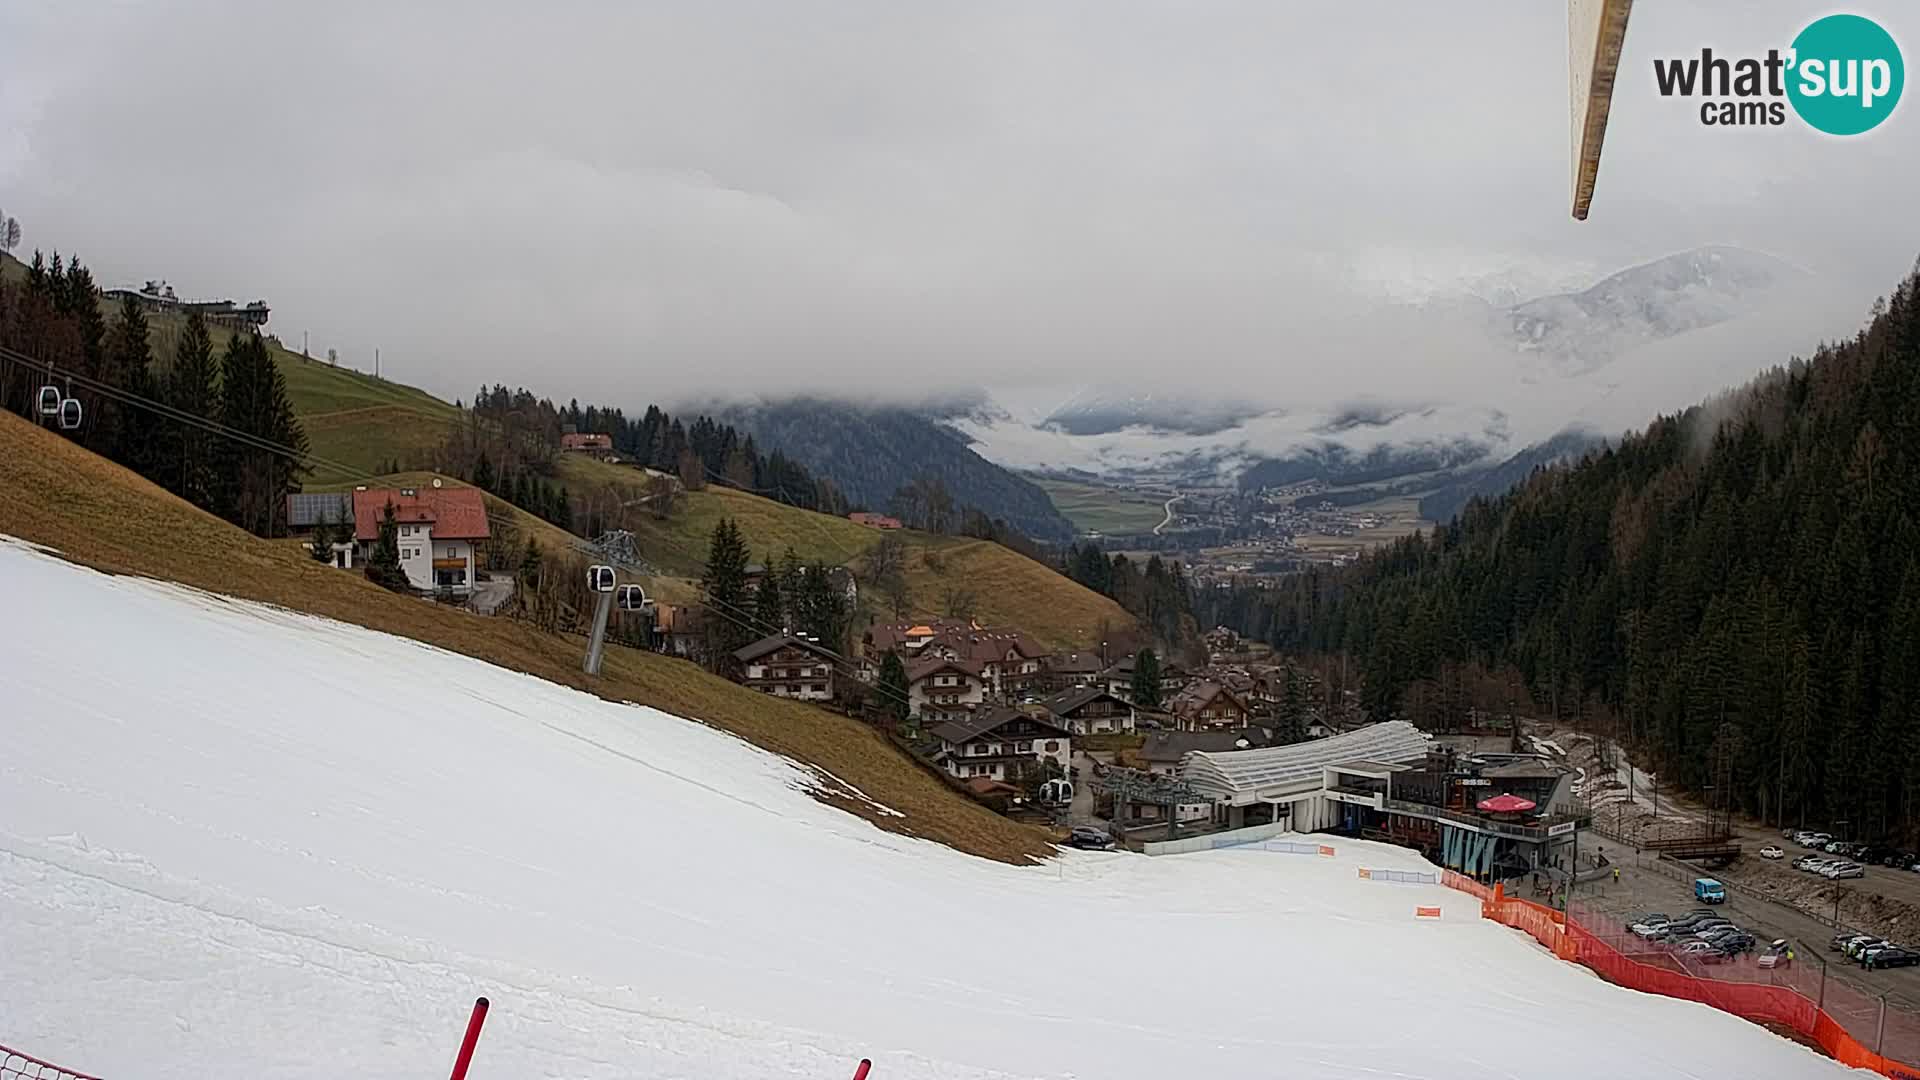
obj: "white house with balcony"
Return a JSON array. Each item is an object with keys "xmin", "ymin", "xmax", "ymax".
[
  {"xmin": 930, "ymin": 707, "xmax": 1072, "ymax": 783},
  {"xmin": 907, "ymin": 657, "xmax": 986, "ymax": 718},
  {"xmin": 350, "ymin": 485, "xmax": 489, "ymax": 594}
]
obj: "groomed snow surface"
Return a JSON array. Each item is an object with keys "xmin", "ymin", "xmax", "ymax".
[{"xmin": 0, "ymin": 539, "xmax": 1850, "ymax": 1079}]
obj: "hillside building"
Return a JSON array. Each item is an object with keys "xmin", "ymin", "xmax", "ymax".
[
  {"xmin": 350, "ymin": 486, "xmax": 489, "ymax": 593},
  {"xmin": 733, "ymin": 634, "xmax": 838, "ymax": 701},
  {"xmin": 930, "ymin": 706, "xmax": 1072, "ymax": 783}
]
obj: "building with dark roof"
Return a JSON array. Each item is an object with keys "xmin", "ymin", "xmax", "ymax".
[
  {"xmin": 1042, "ymin": 686, "xmax": 1135, "ymax": 735},
  {"xmin": 906, "ymin": 656, "xmax": 986, "ymax": 719},
  {"xmin": 733, "ymin": 634, "xmax": 838, "ymax": 702},
  {"xmin": 1167, "ymin": 681, "xmax": 1252, "ymax": 732},
  {"xmin": 930, "ymin": 706, "xmax": 1072, "ymax": 784},
  {"xmin": 1138, "ymin": 729, "xmax": 1275, "ymax": 776},
  {"xmin": 286, "ymin": 492, "xmax": 354, "ymax": 533}
]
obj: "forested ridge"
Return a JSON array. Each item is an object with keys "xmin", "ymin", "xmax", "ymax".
[
  {"xmin": 716, "ymin": 398, "xmax": 1077, "ymax": 542},
  {"xmin": 1201, "ymin": 261, "xmax": 1920, "ymax": 837}
]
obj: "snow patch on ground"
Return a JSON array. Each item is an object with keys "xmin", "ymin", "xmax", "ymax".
[{"xmin": 0, "ymin": 539, "xmax": 1848, "ymax": 1078}]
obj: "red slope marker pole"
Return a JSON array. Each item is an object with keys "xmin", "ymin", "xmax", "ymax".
[
  {"xmin": 449, "ymin": 996, "xmax": 490, "ymax": 1080},
  {"xmin": 852, "ymin": 1059, "xmax": 872, "ymax": 1080}
]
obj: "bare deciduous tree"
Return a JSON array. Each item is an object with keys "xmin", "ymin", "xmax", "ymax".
[
  {"xmin": 941, "ymin": 585, "xmax": 977, "ymax": 620},
  {"xmin": 648, "ymin": 473, "xmax": 680, "ymax": 520}
]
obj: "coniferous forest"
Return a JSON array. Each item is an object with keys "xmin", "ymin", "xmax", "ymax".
[
  {"xmin": 1199, "ymin": 261, "xmax": 1920, "ymax": 838},
  {"xmin": 0, "ymin": 251, "xmax": 308, "ymax": 537}
]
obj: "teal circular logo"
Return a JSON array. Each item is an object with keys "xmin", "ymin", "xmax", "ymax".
[{"xmin": 1787, "ymin": 14, "xmax": 1904, "ymax": 135}]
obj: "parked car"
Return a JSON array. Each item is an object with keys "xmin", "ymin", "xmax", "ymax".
[
  {"xmin": 1827, "ymin": 840, "xmax": 1854, "ymax": 855},
  {"xmin": 1760, "ymin": 845, "xmax": 1785, "ymax": 860},
  {"xmin": 1719, "ymin": 934, "xmax": 1759, "ymax": 954},
  {"xmin": 1835, "ymin": 930, "xmax": 1881, "ymax": 953},
  {"xmin": 1065, "ymin": 826, "xmax": 1114, "ymax": 850},
  {"xmin": 1828, "ymin": 863, "xmax": 1867, "ymax": 880},
  {"xmin": 1858, "ymin": 943, "xmax": 1903, "ymax": 966},
  {"xmin": 1626, "ymin": 912, "xmax": 1671, "ymax": 932},
  {"xmin": 1832, "ymin": 931, "xmax": 1869, "ymax": 951},
  {"xmin": 1799, "ymin": 857, "xmax": 1835, "ymax": 874},
  {"xmin": 1886, "ymin": 851, "xmax": 1917, "ymax": 868},
  {"xmin": 1694, "ymin": 877, "xmax": 1727, "ymax": 903},
  {"xmin": 1758, "ymin": 940, "xmax": 1794, "ymax": 969},
  {"xmin": 1801, "ymin": 832, "xmax": 1833, "ymax": 848},
  {"xmin": 1674, "ymin": 940, "xmax": 1718, "ymax": 958},
  {"xmin": 1866, "ymin": 948, "xmax": 1920, "ymax": 970},
  {"xmin": 1657, "ymin": 916, "xmax": 1717, "ymax": 936},
  {"xmin": 1666, "ymin": 921, "xmax": 1731, "ymax": 943}
]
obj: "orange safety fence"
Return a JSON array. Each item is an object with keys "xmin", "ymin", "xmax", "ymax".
[
  {"xmin": 1441, "ymin": 879, "xmax": 1920, "ymax": 1080},
  {"xmin": 1440, "ymin": 870, "xmax": 1491, "ymax": 901}
]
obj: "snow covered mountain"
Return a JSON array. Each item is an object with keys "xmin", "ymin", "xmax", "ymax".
[
  {"xmin": 1041, "ymin": 389, "xmax": 1271, "ymax": 437},
  {"xmin": 952, "ymin": 246, "xmax": 1841, "ymax": 490},
  {"xmin": 1508, "ymin": 245, "xmax": 1809, "ymax": 375},
  {"xmin": 0, "ymin": 538, "xmax": 1850, "ymax": 1079}
]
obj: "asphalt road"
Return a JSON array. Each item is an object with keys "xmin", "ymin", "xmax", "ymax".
[{"xmin": 1575, "ymin": 833, "xmax": 1920, "ymax": 1003}]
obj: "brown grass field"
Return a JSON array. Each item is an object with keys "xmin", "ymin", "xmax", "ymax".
[{"xmin": 0, "ymin": 410, "xmax": 1053, "ymax": 864}]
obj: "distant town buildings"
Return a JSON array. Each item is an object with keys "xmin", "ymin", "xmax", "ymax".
[{"xmin": 848, "ymin": 512, "xmax": 903, "ymax": 530}]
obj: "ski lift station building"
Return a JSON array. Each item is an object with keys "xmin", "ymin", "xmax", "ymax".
[
  {"xmin": 1181, "ymin": 720, "xmax": 1433, "ymax": 833},
  {"xmin": 1181, "ymin": 720, "xmax": 1588, "ymax": 876}
]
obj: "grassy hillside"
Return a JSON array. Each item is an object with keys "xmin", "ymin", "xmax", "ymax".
[
  {"xmin": 0, "ymin": 246, "xmax": 1131, "ymax": 651},
  {"xmin": 555, "ymin": 454, "xmax": 1133, "ymax": 651},
  {"xmin": 0, "ymin": 409, "xmax": 1050, "ymax": 864},
  {"xmin": 312, "ymin": 467, "xmax": 701, "ymax": 606}
]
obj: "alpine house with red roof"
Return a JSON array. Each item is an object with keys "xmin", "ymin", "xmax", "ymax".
[{"xmin": 351, "ymin": 485, "xmax": 490, "ymax": 593}]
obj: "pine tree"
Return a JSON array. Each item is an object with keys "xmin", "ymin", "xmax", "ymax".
[
  {"xmin": 701, "ymin": 517, "xmax": 752, "ymax": 668},
  {"xmin": 310, "ymin": 510, "xmax": 337, "ymax": 562},
  {"xmin": 1278, "ymin": 665, "xmax": 1308, "ymax": 744},
  {"xmin": 877, "ymin": 650, "xmax": 911, "ymax": 726},
  {"xmin": 1131, "ymin": 648, "xmax": 1164, "ymax": 709},
  {"xmin": 103, "ymin": 294, "xmax": 157, "ymax": 477},
  {"xmin": 215, "ymin": 334, "xmax": 309, "ymax": 536},
  {"xmin": 364, "ymin": 502, "xmax": 410, "ymax": 591},
  {"xmin": 753, "ymin": 556, "xmax": 787, "ymax": 633},
  {"xmin": 473, "ymin": 450, "xmax": 495, "ymax": 493},
  {"xmin": 164, "ymin": 310, "xmax": 219, "ymax": 508},
  {"xmin": 795, "ymin": 561, "xmax": 848, "ymax": 651}
]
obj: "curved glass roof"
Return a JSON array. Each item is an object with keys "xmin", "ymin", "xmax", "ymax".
[{"xmin": 1184, "ymin": 721, "xmax": 1430, "ymax": 797}]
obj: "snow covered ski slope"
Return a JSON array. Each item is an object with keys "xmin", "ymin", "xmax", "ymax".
[{"xmin": 0, "ymin": 539, "xmax": 1851, "ymax": 1079}]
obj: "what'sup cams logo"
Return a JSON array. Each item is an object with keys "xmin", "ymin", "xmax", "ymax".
[{"xmin": 1654, "ymin": 13, "xmax": 1904, "ymax": 133}]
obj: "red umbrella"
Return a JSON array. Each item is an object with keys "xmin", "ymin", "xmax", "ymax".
[{"xmin": 1477, "ymin": 792, "xmax": 1537, "ymax": 813}]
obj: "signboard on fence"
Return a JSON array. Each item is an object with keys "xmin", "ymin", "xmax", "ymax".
[
  {"xmin": 1416, "ymin": 906, "xmax": 1442, "ymax": 919},
  {"xmin": 1549, "ymin": 821, "xmax": 1577, "ymax": 837},
  {"xmin": 1457, "ymin": 778, "xmax": 1491, "ymax": 787},
  {"xmin": 1358, "ymin": 868, "xmax": 1372, "ymax": 879},
  {"xmin": 1318, "ymin": 845, "xmax": 1336, "ymax": 857}
]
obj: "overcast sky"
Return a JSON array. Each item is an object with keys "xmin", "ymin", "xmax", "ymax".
[{"xmin": 2, "ymin": 1, "xmax": 1914, "ymax": 414}]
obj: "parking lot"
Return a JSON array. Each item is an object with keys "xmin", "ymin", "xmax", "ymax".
[{"xmin": 1575, "ymin": 831, "xmax": 1920, "ymax": 1002}]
